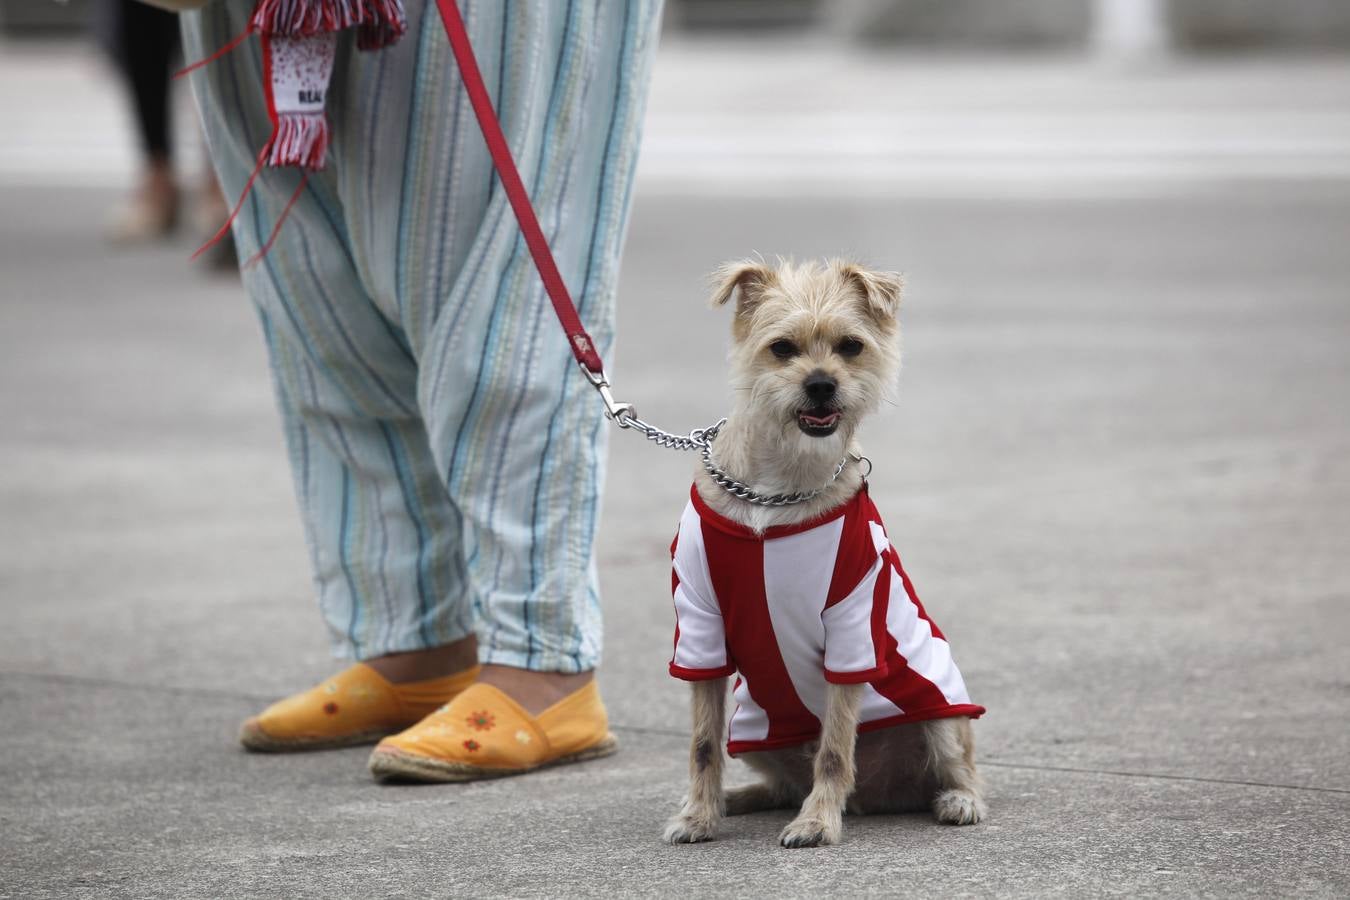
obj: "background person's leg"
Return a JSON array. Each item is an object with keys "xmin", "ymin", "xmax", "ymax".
[
  {"xmin": 120, "ymin": 0, "xmax": 178, "ymax": 166},
  {"xmin": 104, "ymin": 0, "xmax": 180, "ymax": 240}
]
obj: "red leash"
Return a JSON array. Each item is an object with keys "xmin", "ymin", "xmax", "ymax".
[
  {"xmin": 434, "ymin": 0, "xmax": 606, "ymax": 377},
  {"xmin": 184, "ymin": 0, "xmax": 632, "ymax": 414},
  {"xmin": 433, "ymin": 13, "xmax": 860, "ymax": 495},
  {"xmin": 177, "ymin": 3, "xmax": 737, "ymax": 452},
  {"xmin": 178, "ymin": 0, "xmax": 606, "ymax": 375}
]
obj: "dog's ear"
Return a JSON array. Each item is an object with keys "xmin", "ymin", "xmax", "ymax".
[
  {"xmin": 709, "ymin": 259, "xmax": 774, "ymax": 314},
  {"xmin": 836, "ymin": 261, "xmax": 903, "ymax": 322}
]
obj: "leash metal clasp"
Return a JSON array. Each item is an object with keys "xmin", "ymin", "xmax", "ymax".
[{"xmin": 579, "ymin": 363, "xmax": 637, "ymax": 427}]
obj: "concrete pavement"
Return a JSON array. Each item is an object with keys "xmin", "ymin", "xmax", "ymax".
[
  {"xmin": 8, "ymin": 38, "xmax": 1350, "ymax": 191},
  {"xmin": 3, "ymin": 38, "xmax": 1349, "ymax": 899}
]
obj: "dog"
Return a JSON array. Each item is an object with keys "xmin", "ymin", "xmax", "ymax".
[{"xmin": 662, "ymin": 258, "xmax": 986, "ymax": 849}]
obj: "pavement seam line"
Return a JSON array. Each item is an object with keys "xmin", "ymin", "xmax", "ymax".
[
  {"xmin": 974, "ymin": 760, "xmax": 1350, "ymax": 795},
  {"xmin": 609, "ymin": 723, "xmax": 1350, "ymax": 796},
  {"xmin": 7, "ymin": 670, "xmax": 1346, "ymax": 797},
  {"xmin": 0, "ymin": 669, "xmax": 279, "ymax": 703}
]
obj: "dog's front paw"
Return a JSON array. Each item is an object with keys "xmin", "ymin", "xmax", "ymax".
[
  {"xmin": 933, "ymin": 789, "xmax": 986, "ymax": 825},
  {"xmin": 663, "ymin": 806, "xmax": 719, "ymax": 844},
  {"xmin": 779, "ymin": 813, "xmax": 841, "ymax": 849}
]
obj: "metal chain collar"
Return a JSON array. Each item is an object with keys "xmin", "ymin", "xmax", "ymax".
[
  {"xmin": 581, "ymin": 364, "xmax": 868, "ymax": 507},
  {"xmin": 622, "ymin": 414, "xmax": 727, "ymax": 452},
  {"xmin": 699, "ymin": 444, "xmax": 853, "ymax": 507}
]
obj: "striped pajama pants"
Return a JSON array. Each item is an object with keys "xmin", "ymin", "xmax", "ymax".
[{"xmin": 181, "ymin": 0, "xmax": 663, "ymax": 672}]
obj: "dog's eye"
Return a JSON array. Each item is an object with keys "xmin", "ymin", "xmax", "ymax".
[
  {"xmin": 837, "ymin": 338, "xmax": 865, "ymax": 357},
  {"xmin": 769, "ymin": 340, "xmax": 799, "ymax": 359}
]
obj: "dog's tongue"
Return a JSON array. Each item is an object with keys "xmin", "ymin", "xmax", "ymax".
[{"xmin": 800, "ymin": 410, "xmax": 840, "ymax": 426}]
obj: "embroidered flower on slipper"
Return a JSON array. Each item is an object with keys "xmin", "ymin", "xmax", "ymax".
[
  {"xmin": 466, "ymin": 711, "xmax": 495, "ymax": 732},
  {"xmin": 323, "ymin": 702, "xmax": 339, "ymax": 715},
  {"xmin": 514, "ymin": 729, "xmax": 531, "ymax": 745},
  {"xmin": 463, "ymin": 739, "xmax": 481, "ymax": 752}
]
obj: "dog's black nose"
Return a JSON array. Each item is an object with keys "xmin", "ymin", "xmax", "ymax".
[{"xmin": 803, "ymin": 371, "xmax": 837, "ymax": 403}]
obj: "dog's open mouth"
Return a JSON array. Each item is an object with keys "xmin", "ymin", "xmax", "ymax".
[{"xmin": 796, "ymin": 407, "xmax": 841, "ymax": 437}]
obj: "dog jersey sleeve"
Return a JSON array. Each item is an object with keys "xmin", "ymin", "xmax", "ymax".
[
  {"xmin": 669, "ymin": 503, "xmax": 735, "ymax": 681},
  {"xmin": 820, "ymin": 543, "xmax": 891, "ymax": 684}
]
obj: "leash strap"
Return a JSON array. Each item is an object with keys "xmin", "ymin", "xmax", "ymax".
[
  {"xmin": 433, "ymin": 0, "xmax": 605, "ymax": 375},
  {"xmin": 395, "ymin": 4, "xmax": 855, "ymax": 493}
]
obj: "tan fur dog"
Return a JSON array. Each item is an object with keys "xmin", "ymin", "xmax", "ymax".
[{"xmin": 663, "ymin": 259, "xmax": 986, "ymax": 849}]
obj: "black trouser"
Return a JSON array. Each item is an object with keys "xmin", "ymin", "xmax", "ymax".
[{"xmin": 110, "ymin": 0, "xmax": 180, "ymax": 161}]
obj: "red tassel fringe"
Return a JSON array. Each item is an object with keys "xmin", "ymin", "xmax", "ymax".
[
  {"xmin": 174, "ymin": 26, "xmax": 255, "ymax": 79},
  {"xmin": 267, "ymin": 113, "xmax": 330, "ymax": 170},
  {"xmin": 243, "ymin": 173, "xmax": 311, "ymax": 269},
  {"xmin": 249, "ymin": 0, "xmax": 405, "ymax": 47},
  {"xmin": 184, "ymin": 0, "xmax": 407, "ymax": 267},
  {"xmin": 190, "ymin": 114, "xmax": 323, "ymax": 264},
  {"xmin": 191, "ymin": 147, "xmax": 269, "ymax": 263},
  {"xmin": 357, "ymin": 0, "xmax": 407, "ymax": 49},
  {"xmin": 251, "ymin": 0, "xmax": 360, "ymax": 36}
]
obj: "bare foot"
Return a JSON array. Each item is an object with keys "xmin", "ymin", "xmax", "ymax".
[
  {"xmin": 364, "ymin": 635, "xmax": 479, "ymax": 684},
  {"xmin": 475, "ymin": 664, "xmax": 594, "ymax": 716},
  {"xmin": 363, "ymin": 639, "xmax": 592, "ymax": 714}
]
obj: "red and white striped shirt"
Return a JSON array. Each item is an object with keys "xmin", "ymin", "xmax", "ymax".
[{"xmin": 670, "ymin": 485, "xmax": 985, "ymax": 755}]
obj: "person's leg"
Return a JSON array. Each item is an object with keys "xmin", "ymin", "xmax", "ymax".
[
  {"xmin": 181, "ymin": 0, "xmax": 662, "ymax": 761},
  {"xmin": 255, "ymin": 305, "xmax": 475, "ymax": 664},
  {"xmin": 107, "ymin": 0, "xmax": 180, "ymax": 240},
  {"xmin": 383, "ymin": 0, "xmax": 664, "ymax": 712},
  {"xmin": 284, "ymin": 0, "xmax": 661, "ymax": 716},
  {"xmin": 180, "ymin": 9, "xmax": 482, "ymax": 745},
  {"xmin": 325, "ymin": 0, "xmax": 664, "ymax": 778},
  {"xmin": 121, "ymin": 0, "xmax": 178, "ymax": 165},
  {"xmin": 236, "ymin": 304, "xmax": 484, "ymax": 750}
]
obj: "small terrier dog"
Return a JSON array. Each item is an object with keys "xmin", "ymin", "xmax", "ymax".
[{"xmin": 663, "ymin": 259, "xmax": 986, "ymax": 849}]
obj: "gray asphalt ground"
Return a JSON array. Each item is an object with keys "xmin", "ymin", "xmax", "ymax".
[{"xmin": 3, "ymin": 39, "xmax": 1350, "ymax": 899}]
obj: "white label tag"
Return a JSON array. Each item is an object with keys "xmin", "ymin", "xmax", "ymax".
[{"xmin": 268, "ymin": 34, "xmax": 337, "ymax": 117}]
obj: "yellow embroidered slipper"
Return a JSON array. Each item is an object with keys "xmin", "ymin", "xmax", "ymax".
[
  {"xmin": 239, "ymin": 663, "xmax": 480, "ymax": 752},
  {"xmin": 367, "ymin": 681, "xmax": 618, "ymax": 782}
]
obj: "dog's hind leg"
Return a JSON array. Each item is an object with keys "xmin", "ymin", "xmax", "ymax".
[
  {"xmin": 724, "ymin": 751, "xmax": 803, "ymax": 815},
  {"xmin": 724, "ymin": 781, "xmax": 798, "ymax": 815},
  {"xmin": 779, "ymin": 682, "xmax": 864, "ymax": 848},
  {"xmin": 925, "ymin": 717, "xmax": 987, "ymax": 825},
  {"xmin": 664, "ymin": 677, "xmax": 728, "ymax": 843}
]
